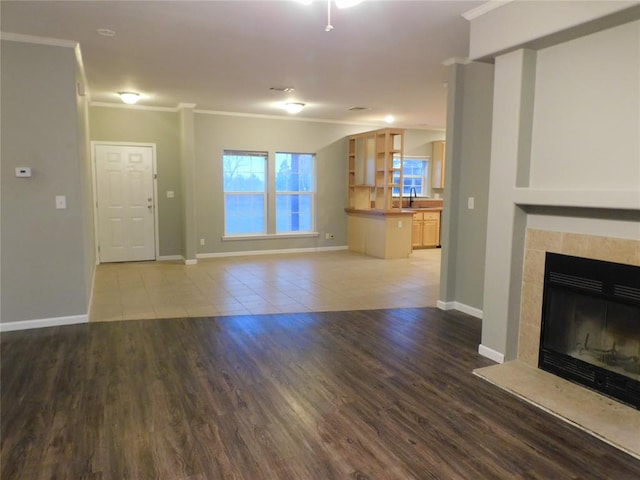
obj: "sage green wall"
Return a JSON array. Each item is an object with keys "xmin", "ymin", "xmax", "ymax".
[
  {"xmin": 193, "ymin": 114, "xmax": 444, "ymax": 255},
  {"xmin": 452, "ymin": 63, "xmax": 494, "ymax": 309},
  {"xmin": 469, "ymin": 5, "xmax": 639, "ymax": 361},
  {"xmin": 530, "ymin": 20, "xmax": 639, "ymax": 190},
  {"xmin": 1, "ymin": 40, "xmax": 92, "ymax": 324},
  {"xmin": 439, "ymin": 62, "xmax": 494, "ymax": 312},
  {"xmin": 469, "ymin": 0, "xmax": 634, "ymax": 60},
  {"xmin": 89, "ymin": 107, "xmax": 182, "ymax": 257},
  {"xmin": 89, "ymin": 107, "xmax": 442, "ymax": 257},
  {"xmin": 179, "ymin": 106, "xmax": 197, "ymax": 262},
  {"xmin": 77, "ymin": 55, "xmax": 95, "ymax": 302}
]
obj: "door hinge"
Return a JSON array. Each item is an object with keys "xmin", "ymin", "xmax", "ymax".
[{"xmin": 154, "ymin": 173, "xmax": 157, "ymax": 179}]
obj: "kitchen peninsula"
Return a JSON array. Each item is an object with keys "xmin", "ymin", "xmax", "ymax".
[{"xmin": 345, "ymin": 128, "xmax": 414, "ymax": 259}]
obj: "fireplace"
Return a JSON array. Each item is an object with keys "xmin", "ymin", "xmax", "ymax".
[{"xmin": 539, "ymin": 252, "xmax": 640, "ymax": 409}]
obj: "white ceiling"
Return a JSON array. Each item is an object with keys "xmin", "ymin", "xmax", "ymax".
[{"xmin": 1, "ymin": 0, "xmax": 483, "ymax": 129}]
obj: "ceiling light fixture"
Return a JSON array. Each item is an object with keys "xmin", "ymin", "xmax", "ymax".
[
  {"xmin": 97, "ymin": 28, "xmax": 116, "ymax": 37},
  {"xmin": 385, "ymin": 114, "xmax": 395, "ymax": 124},
  {"xmin": 297, "ymin": 0, "xmax": 364, "ymax": 32},
  {"xmin": 285, "ymin": 102, "xmax": 305, "ymax": 114},
  {"xmin": 270, "ymin": 86, "xmax": 295, "ymax": 93},
  {"xmin": 118, "ymin": 92, "xmax": 140, "ymax": 105}
]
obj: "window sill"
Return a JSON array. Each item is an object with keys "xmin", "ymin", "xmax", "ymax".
[{"xmin": 222, "ymin": 232, "xmax": 320, "ymax": 241}]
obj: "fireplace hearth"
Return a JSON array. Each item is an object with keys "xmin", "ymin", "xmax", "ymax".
[{"xmin": 539, "ymin": 253, "xmax": 640, "ymax": 409}]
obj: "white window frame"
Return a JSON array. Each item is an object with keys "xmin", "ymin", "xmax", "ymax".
[
  {"xmin": 393, "ymin": 155, "xmax": 431, "ymax": 198},
  {"xmin": 222, "ymin": 150, "xmax": 319, "ymax": 240},
  {"xmin": 275, "ymin": 152, "xmax": 316, "ymax": 234},
  {"xmin": 223, "ymin": 150, "xmax": 268, "ymax": 237}
]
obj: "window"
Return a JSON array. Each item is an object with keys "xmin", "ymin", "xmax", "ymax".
[
  {"xmin": 393, "ymin": 156, "xmax": 430, "ymax": 197},
  {"xmin": 275, "ymin": 153, "xmax": 315, "ymax": 233},
  {"xmin": 223, "ymin": 150, "xmax": 316, "ymax": 237},
  {"xmin": 223, "ymin": 151, "xmax": 267, "ymax": 235}
]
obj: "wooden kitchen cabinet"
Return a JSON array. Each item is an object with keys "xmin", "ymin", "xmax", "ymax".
[
  {"xmin": 411, "ymin": 210, "xmax": 441, "ymax": 248},
  {"xmin": 347, "ymin": 128, "xmax": 404, "ymax": 211},
  {"xmin": 431, "ymin": 140, "xmax": 446, "ymax": 189}
]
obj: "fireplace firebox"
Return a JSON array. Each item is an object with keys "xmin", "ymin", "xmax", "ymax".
[{"xmin": 539, "ymin": 253, "xmax": 640, "ymax": 409}]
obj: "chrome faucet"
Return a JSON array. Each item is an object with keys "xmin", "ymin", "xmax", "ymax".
[{"xmin": 409, "ymin": 187, "xmax": 417, "ymax": 207}]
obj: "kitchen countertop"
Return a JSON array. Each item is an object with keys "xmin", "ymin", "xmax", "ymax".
[{"xmin": 401, "ymin": 207, "xmax": 443, "ymax": 212}]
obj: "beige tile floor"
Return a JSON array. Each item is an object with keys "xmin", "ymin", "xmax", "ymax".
[{"xmin": 90, "ymin": 249, "xmax": 442, "ymax": 322}]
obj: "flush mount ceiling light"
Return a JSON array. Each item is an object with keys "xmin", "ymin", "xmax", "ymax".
[
  {"xmin": 284, "ymin": 102, "xmax": 305, "ymax": 114},
  {"xmin": 97, "ymin": 28, "xmax": 115, "ymax": 37},
  {"xmin": 297, "ymin": 0, "xmax": 365, "ymax": 32},
  {"xmin": 384, "ymin": 114, "xmax": 395, "ymax": 124},
  {"xmin": 270, "ymin": 86, "xmax": 295, "ymax": 93},
  {"xmin": 118, "ymin": 92, "xmax": 140, "ymax": 105}
]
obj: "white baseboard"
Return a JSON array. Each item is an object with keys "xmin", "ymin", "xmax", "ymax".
[
  {"xmin": 478, "ymin": 344, "xmax": 505, "ymax": 364},
  {"xmin": 157, "ymin": 255, "xmax": 183, "ymax": 261},
  {"xmin": 437, "ymin": 300, "xmax": 455, "ymax": 310},
  {"xmin": 436, "ymin": 300, "xmax": 483, "ymax": 319},
  {"xmin": 1, "ymin": 314, "xmax": 88, "ymax": 332},
  {"xmin": 197, "ymin": 245, "xmax": 348, "ymax": 259},
  {"xmin": 184, "ymin": 258, "xmax": 198, "ymax": 265}
]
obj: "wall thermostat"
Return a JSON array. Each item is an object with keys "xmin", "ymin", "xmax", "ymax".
[{"xmin": 15, "ymin": 167, "xmax": 32, "ymax": 177}]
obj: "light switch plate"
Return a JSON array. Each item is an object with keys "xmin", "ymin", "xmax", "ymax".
[
  {"xmin": 56, "ymin": 195, "xmax": 67, "ymax": 209},
  {"xmin": 15, "ymin": 167, "xmax": 32, "ymax": 177}
]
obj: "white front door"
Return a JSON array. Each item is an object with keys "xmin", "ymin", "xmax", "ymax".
[{"xmin": 95, "ymin": 144, "xmax": 156, "ymax": 263}]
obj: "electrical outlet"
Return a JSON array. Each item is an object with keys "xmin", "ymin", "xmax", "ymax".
[
  {"xmin": 56, "ymin": 195, "xmax": 67, "ymax": 209},
  {"xmin": 325, "ymin": 233, "xmax": 335, "ymax": 240},
  {"xmin": 200, "ymin": 238, "xmax": 205, "ymax": 246}
]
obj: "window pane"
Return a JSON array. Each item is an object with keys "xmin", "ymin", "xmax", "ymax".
[
  {"xmin": 223, "ymin": 150, "xmax": 267, "ymax": 235},
  {"xmin": 276, "ymin": 194, "xmax": 313, "ymax": 233},
  {"xmin": 276, "ymin": 152, "xmax": 315, "ymax": 233},
  {"xmin": 223, "ymin": 152, "xmax": 266, "ymax": 192},
  {"xmin": 393, "ymin": 157, "xmax": 429, "ymax": 198},
  {"xmin": 225, "ymin": 194, "xmax": 265, "ymax": 235},
  {"xmin": 275, "ymin": 153, "xmax": 314, "ymax": 192}
]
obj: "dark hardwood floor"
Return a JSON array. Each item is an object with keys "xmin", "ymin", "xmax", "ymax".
[{"xmin": 2, "ymin": 308, "xmax": 639, "ymax": 479}]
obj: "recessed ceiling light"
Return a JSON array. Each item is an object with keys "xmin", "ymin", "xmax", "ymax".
[
  {"xmin": 97, "ymin": 28, "xmax": 116, "ymax": 37},
  {"xmin": 118, "ymin": 92, "xmax": 140, "ymax": 105},
  {"xmin": 385, "ymin": 115, "xmax": 395, "ymax": 124},
  {"xmin": 284, "ymin": 102, "xmax": 305, "ymax": 114}
]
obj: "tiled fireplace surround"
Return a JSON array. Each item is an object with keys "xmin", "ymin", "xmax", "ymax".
[
  {"xmin": 518, "ymin": 228, "xmax": 640, "ymax": 367},
  {"xmin": 476, "ymin": 228, "xmax": 640, "ymax": 459}
]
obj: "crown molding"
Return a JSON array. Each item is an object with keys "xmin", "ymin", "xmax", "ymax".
[
  {"xmin": 89, "ymin": 102, "xmax": 179, "ymax": 112},
  {"xmin": 442, "ymin": 57, "xmax": 472, "ymax": 66},
  {"xmin": 0, "ymin": 31, "xmax": 78, "ymax": 48},
  {"xmin": 88, "ymin": 103, "xmax": 442, "ymax": 130},
  {"xmin": 462, "ymin": 0, "xmax": 514, "ymax": 21},
  {"xmin": 194, "ymin": 108, "xmax": 396, "ymax": 127}
]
